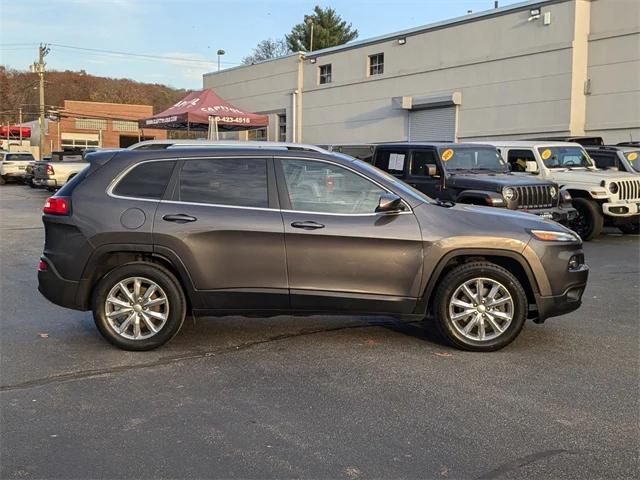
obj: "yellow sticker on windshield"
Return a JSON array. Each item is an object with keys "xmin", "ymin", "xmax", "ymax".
[
  {"xmin": 441, "ymin": 149, "xmax": 454, "ymax": 161},
  {"xmin": 541, "ymin": 149, "xmax": 552, "ymax": 160},
  {"xmin": 627, "ymin": 152, "xmax": 638, "ymax": 161}
]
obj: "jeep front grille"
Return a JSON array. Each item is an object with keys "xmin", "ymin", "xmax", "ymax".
[
  {"xmin": 616, "ymin": 179, "xmax": 640, "ymax": 200},
  {"xmin": 515, "ymin": 185, "xmax": 555, "ymax": 209}
]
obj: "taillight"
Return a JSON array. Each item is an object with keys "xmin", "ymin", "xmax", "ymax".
[
  {"xmin": 43, "ymin": 196, "xmax": 70, "ymax": 215},
  {"xmin": 38, "ymin": 260, "xmax": 48, "ymax": 271},
  {"xmin": 46, "ymin": 164, "xmax": 55, "ymax": 174}
]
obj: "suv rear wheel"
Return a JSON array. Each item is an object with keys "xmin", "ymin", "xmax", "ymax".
[
  {"xmin": 92, "ymin": 262, "xmax": 186, "ymax": 351},
  {"xmin": 433, "ymin": 262, "xmax": 527, "ymax": 351}
]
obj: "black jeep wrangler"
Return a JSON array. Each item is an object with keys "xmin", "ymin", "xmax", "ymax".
[{"xmin": 372, "ymin": 143, "xmax": 577, "ymax": 225}]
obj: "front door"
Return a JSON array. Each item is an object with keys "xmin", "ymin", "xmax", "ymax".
[
  {"xmin": 153, "ymin": 156, "xmax": 288, "ymax": 310},
  {"xmin": 276, "ymin": 157, "xmax": 423, "ymax": 314},
  {"xmin": 406, "ymin": 148, "xmax": 444, "ymax": 199}
]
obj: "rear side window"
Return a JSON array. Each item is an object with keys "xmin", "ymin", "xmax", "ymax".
[
  {"xmin": 410, "ymin": 150, "xmax": 438, "ymax": 176},
  {"xmin": 113, "ymin": 160, "xmax": 176, "ymax": 199},
  {"xmin": 507, "ymin": 149, "xmax": 536, "ymax": 172},
  {"xmin": 374, "ymin": 150, "xmax": 407, "ymax": 175},
  {"xmin": 179, "ymin": 158, "xmax": 268, "ymax": 208}
]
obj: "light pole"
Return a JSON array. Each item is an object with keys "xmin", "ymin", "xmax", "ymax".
[
  {"xmin": 29, "ymin": 43, "xmax": 50, "ymax": 160},
  {"xmin": 217, "ymin": 49, "xmax": 225, "ymax": 72},
  {"xmin": 305, "ymin": 16, "xmax": 314, "ymax": 52}
]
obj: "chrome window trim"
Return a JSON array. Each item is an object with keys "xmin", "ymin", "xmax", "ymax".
[
  {"xmin": 106, "ymin": 155, "xmax": 414, "ymax": 216},
  {"xmin": 276, "ymin": 155, "xmax": 414, "ymax": 215}
]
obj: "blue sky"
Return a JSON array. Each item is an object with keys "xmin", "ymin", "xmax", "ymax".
[{"xmin": 0, "ymin": 0, "xmax": 521, "ymax": 89}]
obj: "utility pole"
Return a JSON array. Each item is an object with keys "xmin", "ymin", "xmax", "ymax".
[{"xmin": 30, "ymin": 43, "xmax": 50, "ymax": 160}]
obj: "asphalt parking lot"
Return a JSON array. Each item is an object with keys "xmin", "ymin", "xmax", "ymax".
[{"xmin": 0, "ymin": 183, "xmax": 638, "ymax": 479}]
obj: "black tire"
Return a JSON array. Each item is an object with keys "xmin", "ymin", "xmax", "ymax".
[
  {"xmin": 92, "ymin": 262, "xmax": 186, "ymax": 351},
  {"xmin": 28, "ymin": 179, "xmax": 36, "ymax": 188},
  {"xmin": 433, "ymin": 262, "xmax": 528, "ymax": 352},
  {"xmin": 618, "ymin": 222, "xmax": 640, "ymax": 235},
  {"xmin": 570, "ymin": 197, "xmax": 604, "ymax": 241},
  {"xmin": 0, "ymin": 176, "xmax": 5, "ymax": 185}
]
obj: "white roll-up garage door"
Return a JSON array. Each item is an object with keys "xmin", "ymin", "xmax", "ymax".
[{"xmin": 408, "ymin": 106, "xmax": 456, "ymax": 142}]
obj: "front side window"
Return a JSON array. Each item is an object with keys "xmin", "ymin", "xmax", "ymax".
[
  {"xmin": 438, "ymin": 147, "xmax": 507, "ymax": 172},
  {"xmin": 537, "ymin": 146, "xmax": 593, "ymax": 168},
  {"xmin": 281, "ymin": 159, "xmax": 387, "ymax": 214},
  {"xmin": 319, "ymin": 64, "xmax": 332, "ymax": 84},
  {"xmin": 369, "ymin": 53, "xmax": 384, "ymax": 76},
  {"xmin": 507, "ymin": 149, "xmax": 536, "ymax": 172},
  {"xmin": 410, "ymin": 150, "xmax": 438, "ymax": 176},
  {"xmin": 179, "ymin": 158, "xmax": 268, "ymax": 208},
  {"xmin": 113, "ymin": 160, "xmax": 176, "ymax": 199},
  {"xmin": 624, "ymin": 150, "xmax": 640, "ymax": 172}
]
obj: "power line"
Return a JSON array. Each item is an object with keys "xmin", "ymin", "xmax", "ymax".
[{"xmin": 48, "ymin": 43, "xmax": 242, "ymax": 66}]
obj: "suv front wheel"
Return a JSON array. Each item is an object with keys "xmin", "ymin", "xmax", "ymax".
[
  {"xmin": 433, "ymin": 262, "xmax": 527, "ymax": 351},
  {"xmin": 92, "ymin": 262, "xmax": 186, "ymax": 351}
]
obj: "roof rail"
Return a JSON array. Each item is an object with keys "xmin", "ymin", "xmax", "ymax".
[{"xmin": 127, "ymin": 139, "xmax": 329, "ymax": 154}]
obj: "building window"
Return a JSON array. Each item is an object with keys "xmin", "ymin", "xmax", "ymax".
[
  {"xmin": 368, "ymin": 53, "xmax": 384, "ymax": 76},
  {"xmin": 75, "ymin": 118, "xmax": 107, "ymax": 130},
  {"xmin": 278, "ymin": 114, "xmax": 287, "ymax": 142},
  {"xmin": 61, "ymin": 135, "xmax": 100, "ymax": 150},
  {"xmin": 319, "ymin": 64, "xmax": 332, "ymax": 84},
  {"xmin": 112, "ymin": 120, "xmax": 139, "ymax": 132},
  {"xmin": 248, "ymin": 127, "xmax": 267, "ymax": 141}
]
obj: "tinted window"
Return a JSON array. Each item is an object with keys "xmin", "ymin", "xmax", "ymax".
[
  {"xmin": 179, "ymin": 158, "xmax": 268, "ymax": 208},
  {"xmin": 507, "ymin": 149, "xmax": 536, "ymax": 172},
  {"xmin": 410, "ymin": 150, "xmax": 438, "ymax": 176},
  {"xmin": 374, "ymin": 150, "xmax": 407, "ymax": 176},
  {"xmin": 439, "ymin": 147, "xmax": 507, "ymax": 172},
  {"xmin": 281, "ymin": 159, "xmax": 387, "ymax": 214},
  {"xmin": 589, "ymin": 151, "xmax": 617, "ymax": 170},
  {"xmin": 114, "ymin": 160, "xmax": 176, "ymax": 199},
  {"xmin": 5, "ymin": 153, "xmax": 34, "ymax": 161},
  {"xmin": 537, "ymin": 147, "xmax": 593, "ymax": 168}
]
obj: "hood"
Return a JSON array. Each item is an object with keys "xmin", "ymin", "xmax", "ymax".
[
  {"xmin": 447, "ymin": 172, "xmax": 552, "ymax": 191},
  {"xmin": 550, "ymin": 168, "xmax": 638, "ymax": 186}
]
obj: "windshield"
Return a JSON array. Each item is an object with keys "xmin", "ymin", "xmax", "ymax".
[
  {"xmin": 538, "ymin": 146, "xmax": 593, "ymax": 168},
  {"xmin": 624, "ymin": 150, "xmax": 640, "ymax": 172},
  {"xmin": 437, "ymin": 147, "xmax": 507, "ymax": 172}
]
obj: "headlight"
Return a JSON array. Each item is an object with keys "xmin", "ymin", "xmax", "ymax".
[
  {"xmin": 549, "ymin": 186, "xmax": 557, "ymax": 198},
  {"xmin": 608, "ymin": 182, "xmax": 619, "ymax": 194},
  {"xmin": 502, "ymin": 187, "xmax": 516, "ymax": 201},
  {"xmin": 530, "ymin": 229, "xmax": 580, "ymax": 242}
]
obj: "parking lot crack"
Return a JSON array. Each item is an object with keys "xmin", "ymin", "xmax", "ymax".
[{"xmin": 0, "ymin": 322, "xmax": 391, "ymax": 392}]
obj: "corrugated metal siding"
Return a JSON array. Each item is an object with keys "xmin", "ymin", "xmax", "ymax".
[{"xmin": 408, "ymin": 106, "xmax": 456, "ymax": 141}]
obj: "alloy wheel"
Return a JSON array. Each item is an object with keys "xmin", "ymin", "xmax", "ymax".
[
  {"xmin": 104, "ymin": 277, "xmax": 169, "ymax": 340},
  {"xmin": 448, "ymin": 277, "xmax": 514, "ymax": 341}
]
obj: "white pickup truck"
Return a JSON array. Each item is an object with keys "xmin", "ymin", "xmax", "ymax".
[
  {"xmin": 477, "ymin": 141, "xmax": 640, "ymax": 239},
  {"xmin": 0, "ymin": 151, "xmax": 35, "ymax": 184},
  {"xmin": 33, "ymin": 151, "xmax": 88, "ymax": 191}
]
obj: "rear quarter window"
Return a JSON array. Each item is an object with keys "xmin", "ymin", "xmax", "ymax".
[{"xmin": 113, "ymin": 160, "xmax": 176, "ymax": 199}]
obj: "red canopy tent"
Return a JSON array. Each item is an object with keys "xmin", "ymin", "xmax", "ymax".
[{"xmin": 138, "ymin": 89, "xmax": 268, "ymax": 138}]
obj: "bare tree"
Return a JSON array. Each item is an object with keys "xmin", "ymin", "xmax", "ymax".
[{"xmin": 242, "ymin": 38, "xmax": 291, "ymax": 65}]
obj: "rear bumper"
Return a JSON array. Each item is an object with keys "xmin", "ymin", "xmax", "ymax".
[
  {"xmin": 1, "ymin": 170, "xmax": 27, "ymax": 179},
  {"xmin": 38, "ymin": 256, "xmax": 84, "ymax": 310},
  {"xmin": 34, "ymin": 178, "xmax": 58, "ymax": 187}
]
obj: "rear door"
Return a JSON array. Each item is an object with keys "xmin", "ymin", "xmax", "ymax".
[
  {"xmin": 276, "ymin": 156, "xmax": 423, "ymax": 314},
  {"xmin": 153, "ymin": 156, "xmax": 288, "ymax": 310}
]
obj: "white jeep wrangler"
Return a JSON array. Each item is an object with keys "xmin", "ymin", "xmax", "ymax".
[{"xmin": 477, "ymin": 141, "xmax": 640, "ymax": 240}]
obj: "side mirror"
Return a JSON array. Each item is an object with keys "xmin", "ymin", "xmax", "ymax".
[
  {"xmin": 426, "ymin": 164, "xmax": 438, "ymax": 176},
  {"xmin": 376, "ymin": 193, "xmax": 404, "ymax": 213},
  {"xmin": 525, "ymin": 160, "xmax": 539, "ymax": 173}
]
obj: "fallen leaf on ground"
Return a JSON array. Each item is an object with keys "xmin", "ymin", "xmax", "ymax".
[
  {"xmin": 434, "ymin": 352, "xmax": 453, "ymax": 357},
  {"xmin": 38, "ymin": 333, "xmax": 49, "ymax": 339}
]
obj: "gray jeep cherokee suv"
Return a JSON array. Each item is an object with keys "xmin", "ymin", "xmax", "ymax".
[{"xmin": 38, "ymin": 144, "xmax": 589, "ymax": 352}]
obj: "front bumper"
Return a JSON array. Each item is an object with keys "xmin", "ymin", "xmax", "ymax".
[
  {"xmin": 519, "ymin": 206, "xmax": 578, "ymax": 225},
  {"xmin": 602, "ymin": 201, "xmax": 640, "ymax": 217},
  {"xmin": 533, "ymin": 275, "xmax": 588, "ymax": 323}
]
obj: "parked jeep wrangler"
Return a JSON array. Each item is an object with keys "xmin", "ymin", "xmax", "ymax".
[
  {"xmin": 479, "ymin": 141, "xmax": 640, "ymax": 238},
  {"xmin": 586, "ymin": 145, "xmax": 640, "ymax": 176},
  {"xmin": 371, "ymin": 143, "xmax": 576, "ymax": 226}
]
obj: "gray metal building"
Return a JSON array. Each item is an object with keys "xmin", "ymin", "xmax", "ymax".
[{"xmin": 203, "ymin": 0, "xmax": 640, "ymax": 144}]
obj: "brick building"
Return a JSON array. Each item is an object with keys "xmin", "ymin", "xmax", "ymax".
[{"xmin": 43, "ymin": 100, "xmax": 167, "ymax": 155}]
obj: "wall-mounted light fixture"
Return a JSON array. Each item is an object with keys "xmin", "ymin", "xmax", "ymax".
[
  {"xmin": 528, "ymin": 7, "xmax": 541, "ymax": 21},
  {"xmin": 398, "ymin": 37, "xmax": 406, "ymax": 45},
  {"xmin": 309, "ymin": 58, "xmax": 317, "ymax": 64}
]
